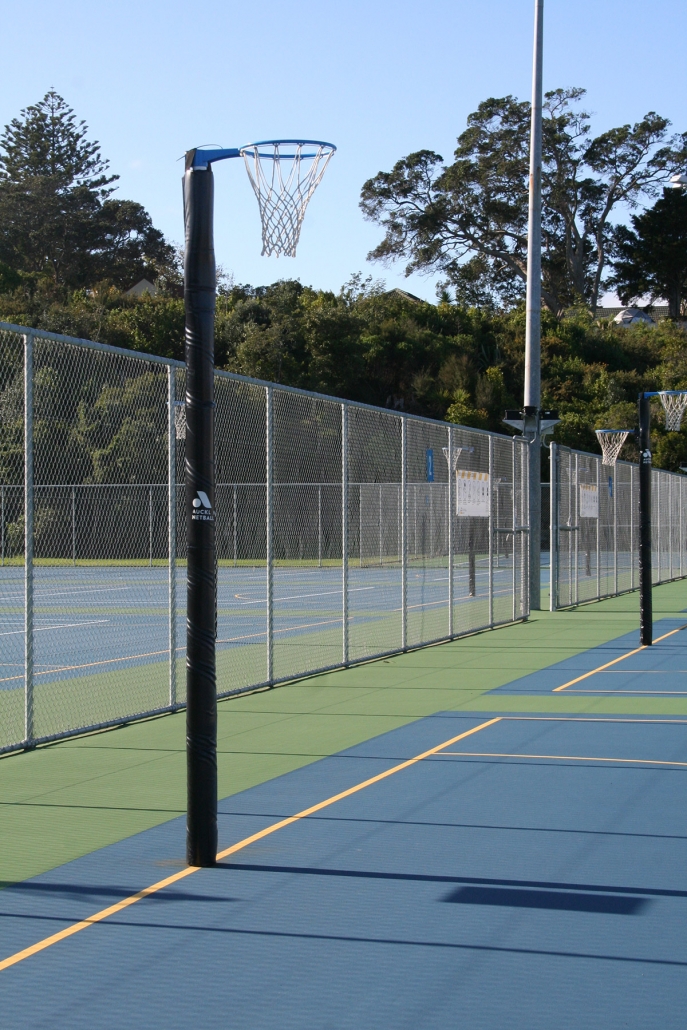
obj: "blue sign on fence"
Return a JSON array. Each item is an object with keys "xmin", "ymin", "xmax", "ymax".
[
  {"xmin": 608, "ymin": 476, "xmax": 613, "ymax": 498},
  {"xmin": 426, "ymin": 448, "xmax": 434, "ymax": 482}
]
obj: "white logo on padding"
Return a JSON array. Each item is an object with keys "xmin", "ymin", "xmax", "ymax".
[{"xmin": 193, "ymin": 491, "xmax": 212, "ymax": 509}]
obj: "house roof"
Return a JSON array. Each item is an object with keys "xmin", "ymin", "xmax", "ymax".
[{"xmin": 125, "ymin": 278, "xmax": 159, "ymax": 298}]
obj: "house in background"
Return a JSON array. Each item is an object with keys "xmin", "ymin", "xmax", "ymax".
[{"xmin": 124, "ymin": 278, "xmax": 160, "ymax": 298}]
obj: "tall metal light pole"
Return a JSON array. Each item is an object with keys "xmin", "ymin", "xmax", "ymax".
[{"xmin": 524, "ymin": 0, "xmax": 544, "ymax": 610}]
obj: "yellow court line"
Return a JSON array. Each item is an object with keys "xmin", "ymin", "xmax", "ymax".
[
  {"xmin": 440, "ymin": 751, "xmax": 687, "ymax": 768},
  {"xmin": 0, "ymin": 717, "xmax": 501, "ymax": 973},
  {"xmin": 552, "ymin": 624, "xmax": 687, "ymax": 692}
]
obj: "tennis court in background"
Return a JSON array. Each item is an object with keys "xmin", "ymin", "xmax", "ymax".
[
  {"xmin": 0, "ymin": 555, "xmax": 525, "ymax": 750},
  {"xmin": 2, "ymin": 706, "xmax": 687, "ymax": 1028},
  {"xmin": 0, "ymin": 561, "xmax": 516, "ymax": 673}
]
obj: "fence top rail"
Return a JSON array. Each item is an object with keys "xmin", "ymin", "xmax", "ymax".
[
  {"xmin": 0, "ymin": 319, "xmax": 526, "ymax": 445},
  {"xmin": 1, "ymin": 479, "xmax": 516, "ymax": 490},
  {"xmin": 554, "ymin": 442, "xmax": 686, "ymax": 482},
  {"xmin": 554, "ymin": 442, "xmax": 637, "ymax": 468},
  {"xmin": 0, "ymin": 319, "xmax": 185, "ymax": 368}
]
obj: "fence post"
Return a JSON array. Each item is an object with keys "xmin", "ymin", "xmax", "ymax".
[
  {"xmin": 266, "ymin": 386, "xmax": 274, "ymax": 683},
  {"xmin": 612, "ymin": 464, "xmax": 618, "ymax": 595},
  {"xmin": 595, "ymin": 458, "xmax": 601, "ymax": 600},
  {"xmin": 168, "ymin": 367, "xmax": 177, "ymax": 708},
  {"xmin": 233, "ymin": 484, "xmax": 237, "ymax": 566},
  {"xmin": 379, "ymin": 484, "xmax": 383, "ymax": 565},
  {"xmin": 318, "ymin": 484, "xmax": 322, "ymax": 568},
  {"xmin": 549, "ymin": 442, "xmax": 557, "ymax": 611},
  {"xmin": 71, "ymin": 486, "xmax": 76, "ymax": 566},
  {"xmin": 414, "ymin": 485, "xmax": 418, "ymax": 558},
  {"xmin": 448, "ymin": 426, "xmax": 454, "ymax": 637},
  {"xmin": 24, "ymin": 333, "xmax": 34, "ymax": 746},
  {"xmin": 669, "ymin": 475, "xmax": 674, "ymax": 581},
  {"xmin": 512, "ymin": 437, "xmax": 517, "ymax": 623},
  {"xmin": 401, "ymin": 417, "xmax": 407, "ymax": 649},
  {"xmin": 523, "ymin": 440, "xmax": 530, "ymax": 616},
  {"xmin": 656, "ymin": 472, "xmax": 661, "ymax": 584},
  {"xmin": 149, "ymin": 485, "xmax": 153, "ymax": 567},
  {"xmin": 630, "ymin": 464, "xmax": 635, "ymax": 591},
  {"xmin": 679, "ymin": 475, "xmax": 683, "ymax": 580},
  {"xmin": 359, "ymin": 484, "xmax": 363, "ymax": 568},
  {"xmin": 573, "ymin": 452, "xmax": 579, "ymax": 606},
  {"xmin": 1, "ymin": 484, "xmax": 4, "ymax": 566},
  {"xmin": 488, "ymin": 434, "xmax": 494, "ymax": 626},
  {"xmin": 342, "ymin": 404, "xmax": 349, "ymax": 665}
]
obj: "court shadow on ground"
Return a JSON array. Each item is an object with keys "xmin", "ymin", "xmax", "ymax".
[
  {"xmin": 444, "ymin": 885, "xmax": 648, "ymax": 913},
  {"xmin": 216, "ymin": 861, "xmax": 671, "ymax": 909}
]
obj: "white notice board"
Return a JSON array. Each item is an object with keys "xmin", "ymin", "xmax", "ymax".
[
  {"xmin": 455, "ymin": 470, "xmax": 490, "ymax": 516},
  {"xmin": 579, "ymin": 483, "xmax": 599, "ymax": 518}
]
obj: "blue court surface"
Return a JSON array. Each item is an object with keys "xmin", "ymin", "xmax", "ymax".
[
  {"xmin": 490, "ymin": 617, "xmax": 687, "ymax": 695},
  {"xmin": 0, "ymin": 563, "xmax": 516, "ymax": 690},
  {"xmin": 2, "ymin": 710, "xmax": 687, "ymax": 1028}
]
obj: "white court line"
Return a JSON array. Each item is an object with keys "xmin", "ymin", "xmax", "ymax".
[
  {"xmin": 0, "ymin": 585, "xmax": 131, "ymax": 603},
  {"xmin": 233, "ymin": 586, "xmax": 375, "ymax": 605},
  {"xmin": 0, "ymin": 619, "xmax": 109, "ymax": 637},
  {"xmin": 566, "ymin": 689, "xmax": 687, "ymax": 695}
]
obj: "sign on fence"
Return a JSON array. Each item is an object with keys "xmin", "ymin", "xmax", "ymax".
[
  {"xmin": 455, "ymin": 470, "xmax": 490, "ymax": 516},
  {"xmin": 579, "ymin": 483, "xmax": 599, "ymax": 518},
  {"xmin": 426, "ymin": 448, "xmax": 434, "ymax": 482}
]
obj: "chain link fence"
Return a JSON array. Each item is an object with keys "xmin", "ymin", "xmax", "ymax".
[
  {"xmin": 0, "ymin": 322, "xmax": 530, "ymax": 754},
  {"xmin": 550, "ymin": 442, "xmax": 687, "ymax": 609}
]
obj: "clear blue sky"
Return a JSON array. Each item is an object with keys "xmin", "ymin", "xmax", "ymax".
[{"xmin": 2, "ymin": 0, "xmax": 685, "ymax": 302}]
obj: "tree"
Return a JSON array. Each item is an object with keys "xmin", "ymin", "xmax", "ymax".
[
  {"xmin": 0, "ymin": 90, "xmax": 174, "ymax": 290},
  {"xmin": 611, "ymin": 188, "xmax": 687, "ymax": 318},
  {"xmin": 360, "ymin": 90, "xmax": 685, "ymax": 314}
]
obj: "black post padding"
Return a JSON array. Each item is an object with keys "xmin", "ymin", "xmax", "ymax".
[
  {"xmin": 638, "ymin": 394, "xmax": 653, "ymax": 646},
  {"xmin": 184, "ymin": 157, "xmax": 218, "ymax": 866}
]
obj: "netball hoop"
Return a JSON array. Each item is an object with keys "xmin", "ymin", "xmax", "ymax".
[
  {"xmin": 658, "ymin": 391, "xmax": 687, "ymax": 432},
  {"xmin": 442, "ymin": 445, "xmax": 463, "ymax": 473},
  {"xmin": 595, "ymin": 429, "xmax": 630, "ymax": 466},
  {"xmin": 182, "ymin": 136, "xmax": 335, "ymax": 868},
  {"xmin": 240, "ymin": 140, "xmax": 336, "ymax": 257}
]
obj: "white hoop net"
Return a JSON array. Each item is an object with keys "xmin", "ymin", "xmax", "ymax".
[
  {"xmin": 595, "ymin": 429, "xmax": 629, "ymax": 466},
  {"xmin": 240, "ymin": 141, "xmax": 336, "ymax": 258},
  {"xmin": 441, "ymin": 446, "xmax": 463, "ymax": 473},
  {"xmin": 659, "ymin": 391, "xmax": 687, "ymax": 432}
]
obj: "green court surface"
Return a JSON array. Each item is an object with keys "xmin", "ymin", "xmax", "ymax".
[{"xmin": 1, "ymin": 579, "xmax": 686, "ymax": 888}]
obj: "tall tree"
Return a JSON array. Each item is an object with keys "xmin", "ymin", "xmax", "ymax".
[
  {"xmin": 0, "ymin": 90, "xmax": 173, "ymax": 290},
  {"xmin": 360, "ymin": 89, "xmax": 685, "ymax": 314},
  {"xmin": 611, "ymin": 188, "xmax": 687, "ymax": 318}
]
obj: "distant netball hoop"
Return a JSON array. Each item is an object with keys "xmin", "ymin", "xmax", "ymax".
[
  {"xmin": 658, "ymin": 391, "xmax": 687, "ymax": 432},
  {"xmin": 595, "ymin": 429, "xmax": 630, "ymax": 467}
]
